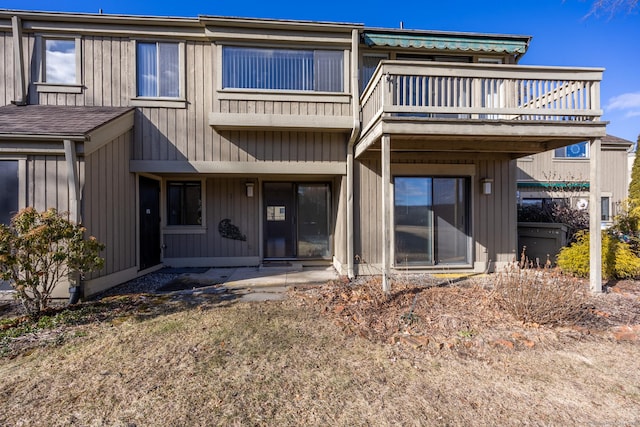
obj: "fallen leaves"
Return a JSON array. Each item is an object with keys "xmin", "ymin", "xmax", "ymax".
[{"xmin": 295, "ymin": 276, "xmax": 640, "ymax": 357}]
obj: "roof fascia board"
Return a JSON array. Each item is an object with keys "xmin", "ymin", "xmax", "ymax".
[
  {"xmin": 0, "ymin": 133, "xmax": 85, "ymax": 141},
  {"xmin": 200, "ymin": 15, "xmax": 362, "ymax": 33},
  {"xmin": 0, "ymin": 9, "xmax": 201, "ymax": 26},
  {"xmin": 20, "ymin": 20, "xmax": 206, "ymax": 39},
  {"xmin": 85, "ymin": 110, "xmax": 135, "ymax": 155},
  {"xmin": 206, "ymin": 26, "xmax": 353, "ymax": 45}
]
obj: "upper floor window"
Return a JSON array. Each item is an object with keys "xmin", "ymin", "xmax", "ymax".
[
  {"xmin": 361, "ymin": 54, "xmax": 387, "ymax": 92},
  {"xmin": 44, "ymin": 38, "xmax": 78, "ymax": 84},
  {"xmin": 554, "ymin": 142, "xmax": 588, "ymax": 159},
  {"xmin": 136, "ymin": 42, "xmax": 180, "ymax": 98},
  {"xmin": 222, "ymin": 46, "xmax": 344, "ymax": 92}
]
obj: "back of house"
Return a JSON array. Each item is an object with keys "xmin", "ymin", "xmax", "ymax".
[{"xmin": 0, "ymin": 10, "xmax": 607, "ymax": 297}]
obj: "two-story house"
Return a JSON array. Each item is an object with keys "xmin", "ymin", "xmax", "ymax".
[{"xmin": 0, "ymin": 10, "xmax": 607, "ymax": 297}]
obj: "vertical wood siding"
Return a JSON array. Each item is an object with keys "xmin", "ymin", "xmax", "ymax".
[
  {"xmin": 332, "ymin": 176, "xmax": 347, "ymax": 266},
  {"xmin": 218, "ymin": 100, "xmax": 351, "ymax": 117},
  {"xmin": 163, "ymin": 177, "xmax": 260, "ymax": 259},
  {"xmin": 354, "ymin": 158, "xmax": 382, "ymax": 266},
  {"xmin": 25, "ymin": 155, "xmax": 77, "ymax": 213},
  {"xmin": 0, "ymin": 31, "xmax": 14, "ymax": 105},
  {"xmin": 475, "ymin": 159, "xmax": 517, "ymax": 266},
  {"xmin": 84, "ymin": 131, "xmax": 136, "ymax": 276},
  {"xmin": 517, "ymin": 148, "xmax": 629, "ymax": 206}
]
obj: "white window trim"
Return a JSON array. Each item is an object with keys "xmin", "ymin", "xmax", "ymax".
[
  {"xmin": 36, "ymin": 35, "xmax": 83, "ymax": 93},
  {"xmin": 553, "ymin": 142, "xmax": 590, "ymax": 160},
  {"xmin": 131, "ymin": 39, "xmax": 187, "ymax": 108},
  {"xmin": 216, "ymin": 43, "xmax": 350, "ymax": 97},
  {"xmin": 162, "ymin": 178, "xmax": 207, "ymax": 233},
  {"xmin": 601, "ymin": 192, "xmax": 613, "ymax": 222}
]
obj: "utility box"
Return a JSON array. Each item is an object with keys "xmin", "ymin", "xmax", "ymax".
[{"xmin": 517, "ymin": 222, "xmax": 568, "ymax": 267}]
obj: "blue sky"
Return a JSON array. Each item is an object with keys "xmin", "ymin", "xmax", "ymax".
[{"xmin": 4, "ymin": 0, "xmax": 640, "ymax": 143}]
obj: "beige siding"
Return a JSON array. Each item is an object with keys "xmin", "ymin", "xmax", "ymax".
[
  {"xmin": 354, "ymin": 158, "xmax": 382, "ymax": 267},
  {"xmin": 475, "ymin": 159, "xmax": 518, "ymax": 266},
  {"xmin": 517, "ymin": 148, "xmax": 629, "ymax": 205},
  {"xmin": 602, "ymin": 149, "xmax": 630, "ymax": 204},
  {"xmin": 218, "ymin": 100, "xmax": 351, "ymax": 117},
  {"xmin": 517, "ymin": 153, "xmax": 590, "ymax": 182},
  {"xmin": 332, "ymin": 176, "xmax": 347, "ymax": 266},
  {"xmin": 0, "ymin": 31, "xmax": 14, "ymax": 105},
  {"xmin": 25, "ymin": 155, "xmax": 77, "ymax": 213},
  {"xmin": 163, "ymin": 177, "xmax": 260, "ymax": 259},
  {"xmin": 84, "ymin": 131, "xmax": 136, "ymax": 277},
  {"xmin": 134, "ymin": 126, "xmax": 347, "ymax": 163},
  {"xmin": 355, "ymin": 157, "xmax": 517, "ymax": 271}
]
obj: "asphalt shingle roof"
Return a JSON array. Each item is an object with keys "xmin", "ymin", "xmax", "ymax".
[{"xmin": 0, "ymin": 105, "xmax": 134, "ymax": 137}]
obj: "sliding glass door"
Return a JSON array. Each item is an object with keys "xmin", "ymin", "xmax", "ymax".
[{"xmin": 394, "ymin": 177, "xmax": 470, "ymax": 266}]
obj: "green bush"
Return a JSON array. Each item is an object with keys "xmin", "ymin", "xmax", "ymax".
[
  {"xmin": 557, "ymin": 230, "xmax": 640, "ymax": 279},
  {"xmin": 0, "ymin": 208, "xmax": 105, "ymax": 316}
]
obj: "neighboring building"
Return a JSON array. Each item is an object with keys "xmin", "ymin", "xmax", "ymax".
[
  {"xmin": 517, "ymin": 135, "xmax": 633, "ymax": 226},
  {"xmin": 0, "ymin": 10, "xmax": 607, "ymax": 297}
]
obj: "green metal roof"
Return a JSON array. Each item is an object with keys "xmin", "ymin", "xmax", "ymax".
[
  {"xmin": 362, "ymin": 32, "xmax": 529, "ymax": 55},
  {"xmin": 517, "ymin": 182, "xmax": 590, "ymax": 190}
]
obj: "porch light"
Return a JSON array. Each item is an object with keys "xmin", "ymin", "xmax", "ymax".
[
  {"xmin": 245, "ymin": 182, "xmax": 254, "ymax": 197},
  {"xmin": 481, "ymin": 178, "xmax": 493, "ymax": 195}
]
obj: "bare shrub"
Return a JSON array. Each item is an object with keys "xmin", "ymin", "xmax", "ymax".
[{"xmin": 492, "ymin": 263, "xmax": 588, "ymax": 325}]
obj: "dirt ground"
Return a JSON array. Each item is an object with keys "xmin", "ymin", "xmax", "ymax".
[
  {"xmin": 1, "ymin": 275, "xmax": 639, "ymax": 426},
  {"xmin": 299, "ymin": 275, "xmax": 640, "ymax": 356}
]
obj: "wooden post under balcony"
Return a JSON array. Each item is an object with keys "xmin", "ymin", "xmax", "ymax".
[
  {"xmin": 381, "ymin": 134, "xmax": 391, "ymax": 293},
  {"xmin": 589, "ymin": 137, "xmax": 602, "ymax": 293}
]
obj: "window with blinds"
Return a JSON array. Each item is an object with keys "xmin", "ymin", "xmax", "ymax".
[
  {"xmin": 137, "ymin": 42, "xmax": 180, "ymax": 98},
  {"xmin": 222, "ymin": 46, "xmax": 344, "ymax": 92}
]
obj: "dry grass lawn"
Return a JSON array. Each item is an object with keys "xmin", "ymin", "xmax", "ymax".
[{"xmin": 1, "ymin": 278, "xmax": 640, "ymax": 426}]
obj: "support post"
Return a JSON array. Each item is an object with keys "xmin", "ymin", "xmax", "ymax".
[
  {"xmin": 589, "ymin": 137, "xmax": 602, "ymax": 293},
  {"xmin": 381, "ymin": 134, "xmax": 391, "ymax": 293},
  {"xmin": 346, "ymin": 28, "xmax": 360, "ymax": 279},
  {"xmin": 11, "ymin": 16, "xmax": 27, "ymax": 105}
]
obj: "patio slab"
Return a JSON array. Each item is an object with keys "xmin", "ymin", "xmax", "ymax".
[{"xmin": 222, "ymin": 265, "xmax": 339, "ymax": 289}]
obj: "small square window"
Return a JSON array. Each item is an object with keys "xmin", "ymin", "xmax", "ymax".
[
  {"xmin": 45, "ymin": 39, "xmax": 77, "ymax": 84},
  {"xmin": 554, "ymin": 142, "xmax": 588, "ymax": 158},
  {"xmin": 137, "ymin": 42, "xmax": 180, "ymax": 98},
  {"xmin": 167, "ymin": 181, "xmax": 201, "ymax": 226}
]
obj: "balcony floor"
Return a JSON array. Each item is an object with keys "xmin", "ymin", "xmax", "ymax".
[{"xmin": 355, "ymin": 116, "xmax": 608, "ymax": 159}]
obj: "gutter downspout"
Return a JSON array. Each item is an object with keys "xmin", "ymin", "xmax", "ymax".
[
  {"xmin": 346, "ymin": 28, "xmax": 360, "ymax": 279},
  {"xmin": 64, "ymin": 139, "xmax": 82, "ymax": 304},
  {"xmin": 11, "ymin": 16, "xmax": 27, "ymax": 106}
]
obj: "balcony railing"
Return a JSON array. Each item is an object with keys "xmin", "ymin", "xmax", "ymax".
[{"xmin": 360, "ymin": 61, "xmax": 603, "ymax": 136}]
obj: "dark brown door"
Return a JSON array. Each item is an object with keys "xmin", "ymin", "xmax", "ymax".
[{"xmin": 139, "ymin": 176, "xmax": 161, "ymax": 270}]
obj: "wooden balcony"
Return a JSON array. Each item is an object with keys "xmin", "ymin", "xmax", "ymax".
[{"xmin": 357, "ymin": 61, "xmax": 607, "ymax": 158}]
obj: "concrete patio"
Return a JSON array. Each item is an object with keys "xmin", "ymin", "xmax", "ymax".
[{"xmin": 166, "ymin": 264, "xmax": 339, "ymax": 301}]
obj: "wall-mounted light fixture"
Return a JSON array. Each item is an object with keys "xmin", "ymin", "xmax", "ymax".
[
  {"xmin": 245, "ymin": 182, "xmax": 254, "ymax": 197},
  {"xmin": 481, "ymin": 178, "xmax": 493, "ymax": 195}
]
